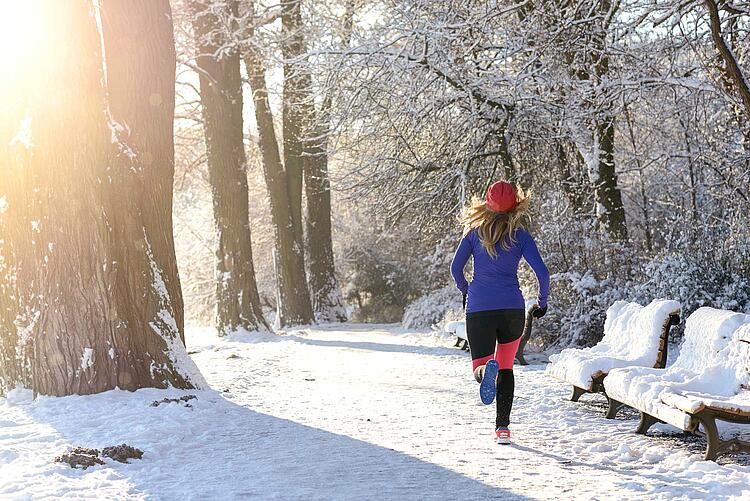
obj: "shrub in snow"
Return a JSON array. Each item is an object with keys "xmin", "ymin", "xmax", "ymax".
[
  {"xmin": 401, "ymin": 286, "xmax": 463, "ymax": 329},
  {"xmin": 541, "ymin": 271, "xmax": 627, "ymax": 348},
  {"xmin": 631, "ymin": 254, "xmax": 750, "ymax": 317},
  {"xmin": 342, "ymin": 244, "xmax": 422, "ymax": 323},
  {"xmin": 537, "ymin": 250, "xmax": 750, "ymax": 350}
]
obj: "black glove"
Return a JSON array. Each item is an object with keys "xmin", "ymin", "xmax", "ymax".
[{"xmin": 532, "ymin": 305, "xmax": 547, "ymax": 318}]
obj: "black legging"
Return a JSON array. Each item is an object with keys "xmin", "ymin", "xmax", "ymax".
[
  {"xmin": 465, "ymin": 308, "xmax": 525, "ymax": 428},
  {"xmin": 496, "ymin": 369, "xmax": 514, "ymax": 428}
]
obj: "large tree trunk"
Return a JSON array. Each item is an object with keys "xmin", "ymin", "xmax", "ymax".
[
  {"xmin": 100, "ymin": 0, "xmax": 187, "ymax": 344},
  {"xmin": 0, "ymin": 78, "xmax": 32, "ymax": 394},
  {"xmin": 0, "ymin": 0, "xmax": 204, "ymax": 397},
  {"xmin": 243, "ymin": 2, "xmax": 314, "ymax": 327},
  {"xmin": 191, "ymin": 0, "xmax": 270, "ymax": 335}
]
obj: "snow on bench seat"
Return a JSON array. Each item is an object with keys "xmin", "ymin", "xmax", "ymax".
[
  {"xmin": 603, "ymin": 308, "xmax": 750, "ymax": 459},
  {"xmin": 657, "ymin": 323, "xmax": 750, "ymax": 417},
  {"xmin": 603, "ymin": 308, "xmax": 748, "ymax": 427},
  {"xmin": 546, "ymin": 299, "xmax": 680, "ymax": 395},
  {"xmin": 444, "ymin": 320, "xmax": 467, "ymax": 341}
]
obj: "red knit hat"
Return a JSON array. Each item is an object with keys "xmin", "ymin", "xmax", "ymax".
[{"xmin": 486, "ymin": 181, "xmax": 517, "ymax": 212}]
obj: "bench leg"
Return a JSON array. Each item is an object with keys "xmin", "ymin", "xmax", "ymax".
[
  {"xmin": 461, "ymin": 340, "xmax": 469, "ymax": 351},
  {"xmin": 571, "ymin": 386, "xmax": 586, "ymax": 402},
  {"xmin": 605, "ymin": 397, "xmax": 624, "ymax": 419},
  {"xmin": 699, "ymin": 415, "xmax": 722, "ymax": 461},
  {"xmin": 453, "ymin": 337, "xmax": 462, "ymax": 348},
  {"xmin": 515, "ymin": 330, "xmax": 531, "ymax": 366},
  {"xmin": 635, "ymin": 412, "xmax": 660, "ymax": 435}
]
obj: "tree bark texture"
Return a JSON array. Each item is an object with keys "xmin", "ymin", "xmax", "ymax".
[
  {"xmin": 192, "ymin": 0, "xmax": 270, "ymax": 335},
  {"xmin": 100, "ymin": 0, "xmax": 186, "ymax": 344},
  {"xmin": 0, "ymin": 70, "xmax": 32, "ymax": 394},
  {"xmin": 0, "ymin": 0, "xmax": 205, "ymax": 397},
  {"xmin": 304, "ymin": 109, "xmax": 347, "ymax": 322},
  {"xmin": 594, "ymin": 112, "xmax": 628, "ymax": 241},
  {"xmin": 281, "ymin": 0, "xmax": 307, "ymax": 244}
]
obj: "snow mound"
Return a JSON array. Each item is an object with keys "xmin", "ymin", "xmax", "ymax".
[
  {"xmin": 604, "ymin": 307, "xmax": 750, "ymax": 430},
  {"xmin": 546, "ymin": 299, "xmax": 681, "ymax": 390},
  {"xmin": 5, "ymin": 387, "xmax": 33, "ymax": 406},
  {"xmin": 401, "ymin": 286, "xmax": 462, "ymax": 330}
]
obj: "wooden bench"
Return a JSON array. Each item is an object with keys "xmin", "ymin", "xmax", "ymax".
[
  {"xmin": 546, "ymin": 299, "xmax": 680, "ymax": 407},
  {"xmin": 444, "ymin": 307, "xmax": 536, "ymax": 365},
  {"xmin": 604, "ymin": 307, "xmax": 750, "ymax": 460},
  {"xmin": 445, "ymin": 320, "xmax": 469, "ymax": 351}
]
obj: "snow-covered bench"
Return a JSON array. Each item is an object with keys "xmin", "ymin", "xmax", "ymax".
[
  {"xmin": 444, "ymin": 306, "xmax": 536, "ymax": 365},
  {"xmin": 603, "ymin": 307, "xmax": 750, "ymax": 460},
  {"xmin": 444, "ymin": 320, "xmax": 469, "ymax": 351},
  {"xmin": 546, "ymin": 299, "xmax": 681, "ymax": 406}
]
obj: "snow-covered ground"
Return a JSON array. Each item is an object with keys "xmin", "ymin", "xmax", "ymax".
[{"xmin": 1, "ymin": 324, "xmax": 749, "ymax": 500}]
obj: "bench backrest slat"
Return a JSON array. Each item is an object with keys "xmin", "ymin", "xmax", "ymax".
[
  {"xmin": 597, "ymin": 299, "xmax": 680, "ymax": 360},
  {"xmin": 728, "ymin": 323, "xmax": 750, "ymax": 388},
  {"xmin": 672, "ymin": 308, "xmax": 749, "ymax": 373}
]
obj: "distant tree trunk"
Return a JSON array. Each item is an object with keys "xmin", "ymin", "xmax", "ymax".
[
  {"xmin": 191, "ymin": 0, "xmax": 270, "ymax": 335},
  {"xmin": 281, "ymin": 0, "xmax": 307, "ymax": 248},
  {"xmin": 594, "ymin": 112, "xmax": 628, "ymax": 241},
  {"xmin": 302, "ymin": 2, "xmax": 353, "ymax": 322},
  {"xmin": 555, "ymin": 140, "xmax": 587, "ymax": 217},
  {"xmin": 497, "ymin": 119, "xmax": 516, "ymax": 182},
  {"xmin": 0, "ymin": 0, "xmax": 204, "ymax": 397},
  {"xmin": 304, "ymin": 102, "xmax": 347, "ymax": 322},
  {"xmin": 624, "ymin": 105, "xmax": 652, "ymax": 252},
  {"xmin": 243, "ymin": 4, "xmax": 314, "ymax": 327}
]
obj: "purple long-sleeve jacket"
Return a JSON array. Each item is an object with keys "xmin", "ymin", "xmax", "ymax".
[{"xmin": 450, "ymin": 228, "xmax": 549, "ymax": 313}]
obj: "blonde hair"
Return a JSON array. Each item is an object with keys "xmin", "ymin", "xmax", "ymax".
[{"xmin": 460, "ymin": 185, "xmax": 531, "ymax": 257}]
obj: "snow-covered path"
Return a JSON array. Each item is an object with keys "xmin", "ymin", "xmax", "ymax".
[{"xmin": 1, "ymin": 324, "xmax": 749, "ymax": 500}]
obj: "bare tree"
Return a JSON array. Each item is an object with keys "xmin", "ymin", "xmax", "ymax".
[
  {"xmin": 102, "ymin": 1, "xmax": 190, "ymax": 344},
  {"xmin": 555, "ymin": 1, "xmax": 628, "ymax": 240},
  {"xmin": 300, "ymin": 1, "xmax": 354, "ymax": 322},
  {"xmin": 243, "ymin": 1, "xmax": 315, "ymax": 327},
  {"xmin": 191, "ymin": 0, "xmax": 270, "ymax": 335}
]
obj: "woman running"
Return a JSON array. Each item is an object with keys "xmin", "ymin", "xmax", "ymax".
[{"xmin": 450, "ymin": 181, "xmax": 549, "ymax": 445}]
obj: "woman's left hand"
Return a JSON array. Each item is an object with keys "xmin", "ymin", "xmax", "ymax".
[{"xmin": 532, "ymin": 305, "xmax": 547, "ymax": 318}]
